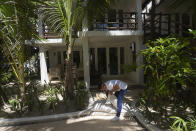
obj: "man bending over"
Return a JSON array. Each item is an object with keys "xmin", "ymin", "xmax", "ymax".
[{"xmin": 101, "ymin": 80, "xmax": 127, "ymax": 121}]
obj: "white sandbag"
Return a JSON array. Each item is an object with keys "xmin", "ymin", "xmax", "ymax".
[
  {"xmin": 92, "ymin": 100, "xmax": 116, "ymax": 113},
  {"xmin": 108, "ymin": 94, "xmax": 118, "ymax": 109}
]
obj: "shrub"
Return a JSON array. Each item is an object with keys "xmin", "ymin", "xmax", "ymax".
[
  {"xmin": 44, "ymin": 84, "xmax": 59, "ymax": 112},
  {"xmin": 9, "ymin": 96, "xmax": 22, "ymax": 115},
  {"xmin": 140, "ymin": 37, "xmax": 196, "ymax": 111},
  {"xmin": 170, "ymin": 116, "xmax": 196, "ymax": 131},
  {"xmin": 74, "ymin": 81, "xmax": 88, "ymax": 109}
]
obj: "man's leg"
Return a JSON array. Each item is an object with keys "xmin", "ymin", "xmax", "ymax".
[{"xmin": 116, "ymin": 89, "xmax": 126, "ymax": 117}]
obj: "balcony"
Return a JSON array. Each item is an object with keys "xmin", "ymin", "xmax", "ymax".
[
  {"xmin": 90, "ymin": 12, "xmax": 138, "ymax": 31},
  {"xmin": 142, "ymin": 13, "xmax": 195, "ymax": 42},
  {"xmin": 40, "ymin": 12, "xmax": 195, "ymax": 39}
]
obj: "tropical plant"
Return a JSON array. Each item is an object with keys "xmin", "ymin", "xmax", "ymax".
[
  {"xmin": 26, "ymin": 80, "xmax": 42, "ymax": 112},
  {"xmin": 0, "ymin": 68, "xmax": 13, "ymax": 104},
  {"xmin": 9, "ymin": 96, "xmax": 22, "ymax": 115},
  {"xmin": 170, "ymin": 116, "xmax": 196, "ymax": 131},
  {"xmin": 40, "ymin": 0, "xmax": 85, "ymax": 99},
  {"xmin": 0, "ymin": 0, "xmax": 40, "ymax": 104},
  {"xmin": 44, "ymin": 85, "xmax": 59, "ymax": 112},
  {"xmin": 189, "ymin": 29, "xmax": 196, "ymax": 38},
  {"xmin": 75, "ymin": 81, "xmax": 88, "ymax": 109},
  {"xmin": 140, "ymin": 37, "xmax": 196, "ymax": 111},
  {"xmin": 40, "ymin": 0, "xmax": 115, "ymax": 99}
]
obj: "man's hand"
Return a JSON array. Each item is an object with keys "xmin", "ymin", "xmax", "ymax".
[
  {"xmin": 110, "ymin": 85, "xmax": 120, "ymax": 95},
  {"xmin": 113, "ymin": 85, "xmax": 120, "ymax": 91}
]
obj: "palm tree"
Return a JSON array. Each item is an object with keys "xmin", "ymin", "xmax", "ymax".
[
  {"xmin": 41, "ymin": 0, "xmax": 116, "ymax": 99},
  {"xmin": 0, "ymin": 0, "xmax": 40, "ymax": 102}
]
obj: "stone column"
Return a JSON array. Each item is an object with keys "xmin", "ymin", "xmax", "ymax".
[
  {"xmin": 135, "ymin": 0, "xmax": 143, "ymax": 32},
  {"xmin": 135, "ymin": 0, "xmax": 144, "ymax": 85},
  {"xmin": 136, "ymin": 36, "xmax": 144, "ymax": 85},
  {"xmin": 82, "ymin": 11, "xmax": 90, "ymax": 89},
  {"xmin": 39, "ymin": 47, "xmax": 49, "ymax": 85},
  {"xmin": 82, "ymin": 38, "xmax": 90, "ymax": 89}
]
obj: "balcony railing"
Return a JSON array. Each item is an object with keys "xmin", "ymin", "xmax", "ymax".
[
  {"xmin": 41, "ymin": 12, "xmax": 195, "ymax": 39},
  {"xmin": 43, "ymin": 25, "xmax": 62, "ymax": 39},
  {"xmin": 142, "ymin": 13, "xmax": 195, "ymax": 40},
  {"xmin": 90, "ymin": 12, "xmax": 137, "ymax": 31}
]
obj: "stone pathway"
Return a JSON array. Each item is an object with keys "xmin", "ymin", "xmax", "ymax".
[{"xmin": 0, "ymin": 117, "xmax": 145, "ymax": 131}]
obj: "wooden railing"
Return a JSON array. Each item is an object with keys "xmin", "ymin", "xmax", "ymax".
[
  {"xmin": 90, "ymin": 12, "xmax": 137, "ymax": 31},
  {"xmin": 142, "ymin": 13, "xmax": 195, "ymax": 41},
  {"xmin": 42, "ymin": 12, "xmax": 195, "ymax": 38},
  {"xmin": 43, "ymin": 25, "xmax": 78, "ymax": 39}
]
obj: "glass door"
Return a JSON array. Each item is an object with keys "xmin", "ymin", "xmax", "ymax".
[
  {"xmin": 98, "ymin": 48, "xmax": 107, "ymax": 74},
  {"xmin": 109, "ymin": 47, "xmax": 118, "ymax": 75}
]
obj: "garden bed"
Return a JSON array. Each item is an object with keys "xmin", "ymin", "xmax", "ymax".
[
  {"xmin": 136, "ymin": 97, "xmax": 195, "ymax": 130},
  {"xmin": 0, "ymin": 81, "xmax": 89, "ymax": 119}
]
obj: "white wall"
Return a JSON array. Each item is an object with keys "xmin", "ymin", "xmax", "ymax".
[{"xmin": 88, "ymin": 35, "xmax": 142, "ymax": 84}]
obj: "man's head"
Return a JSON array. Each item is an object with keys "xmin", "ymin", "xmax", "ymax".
[{"xmin": 101, "ymin": 84, "xmax": 107, "ymax": 92}]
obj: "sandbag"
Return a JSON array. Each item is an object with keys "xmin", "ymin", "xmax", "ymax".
[
  {"xmin": 92, "ymin": 100, "xmax": 116, "ymax": 113},
  {"xmin": 106, "ymin": 94, "xmax": 117, "ymax": 109}
]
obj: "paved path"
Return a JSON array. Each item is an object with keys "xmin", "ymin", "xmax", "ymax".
[{"xmin": 0, "ymin": 117, "xmax": 145, "ymax": 131}]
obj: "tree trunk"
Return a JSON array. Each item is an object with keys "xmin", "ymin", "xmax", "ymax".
[
  {"xmin": 18, "ymin": 62, "xmax": 25, "ymax": 101},
  {"xmin": 18, "ymin": 42, "xmax": 26, "ymax": 103},
  {"xmin": 65, "ymin": 44, "xmax": 74, "ymax": 100}
]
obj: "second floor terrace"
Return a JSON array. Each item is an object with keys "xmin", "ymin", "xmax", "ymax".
[
  {"xmin": 40, "ymin": 12, "xmax": 195, "ymax": 39},
  {"xmin": 37, "ymin": 0, "xmax": 195, "ymax": 39}
]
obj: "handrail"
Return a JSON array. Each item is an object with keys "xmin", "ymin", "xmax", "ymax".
[
  {"xmin": 91, "ymin": 12, "xmax": 137, "ymax": 31},
  {"xmin": 41, "ymin": 12, "xmax": 195, "ymax": 38}
]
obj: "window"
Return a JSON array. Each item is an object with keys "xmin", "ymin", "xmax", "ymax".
[
  {"xmin": 98, "ymin": 48, "xmax": 107, "ymax": 74},
  {"xmin": 182, "ymin": 13, "xmax": 190, "ymax": 37},
  {"xmin": 73, "ymin": 51, "xmax": 80, "ymax": 68},
  {"xmin": 90, "ymin": 48, "xmax": 95, "ymax": 72},
  {"xmin": 108, "ymin": 9, "xmax": 117, "ymax": 28},
  {"xmin": 192, "ymin": 14, "xmax": 195, "ymax": 29},
  {"xmin": 118, "ymin": 10, "xmax": 124, "ymax": 28},
  {"xmin": 57, "ymin": 51, "xmax": 61, "ymax": 64},
  {"xmin": 175, "ymin": 14, "xmax": 180, "ymax": 34},
  {"xmin": 96, "ymin": 15, "xmax": 106, "ymax": 30},
  {"xmin": 120, "ymin": 47, "xmax": 124, "ymax": 74}
]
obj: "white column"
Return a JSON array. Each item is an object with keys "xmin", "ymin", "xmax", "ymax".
[
  {"xmin": 136, "ymin": 37, "xmax": 144, "ymax": 85},
  {"xmin": 39, "ymin": 47, "xmax": 49, "ymax": 85},
  {"xmin": 136, "ymin": 0, "xmax": 143, "ymax": 32},
  {"xmin": 82, "ymin": 38, "xmax": 90, "ymax": 89}
]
